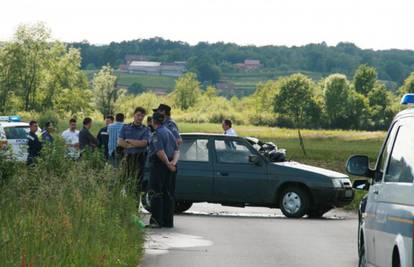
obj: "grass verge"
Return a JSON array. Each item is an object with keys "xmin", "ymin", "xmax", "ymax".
[{"xmin": 0, "ymin": 140, "xmax": 144, "ymax": 266}]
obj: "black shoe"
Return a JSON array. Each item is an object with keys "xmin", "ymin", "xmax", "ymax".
[{"xmin": 145, "ymin": 223, "xmax": 162, "ymax": 229}]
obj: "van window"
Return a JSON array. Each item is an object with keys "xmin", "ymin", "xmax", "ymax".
[
  {"xmin": 377, "ymin": 123, "xmax": 398, "ymax": 181},
  {"xmin": 4, "ymin": 126, "xmax": 28, "ymax": 140},
  {"xmin": 384, "ymin": 124, "xmax": 414, "ymax": 183}
]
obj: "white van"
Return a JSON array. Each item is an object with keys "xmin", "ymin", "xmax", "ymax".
[{"xmin": 347, "ymin": 94, "xmax": 414, "ymax": 267}]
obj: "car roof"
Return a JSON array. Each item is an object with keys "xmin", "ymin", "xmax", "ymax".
[
  {"xmin": 181, "ymin": 132, "xmax": 244, "ymax": 138},
  {"xmin": 0, "ymin": 122, "xmax": 29, "ymax": 127}
]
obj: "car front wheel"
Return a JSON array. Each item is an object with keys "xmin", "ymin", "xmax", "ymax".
[{"xmin": 279, "ymin": 187, "xmax": 309, "ymax": 218}]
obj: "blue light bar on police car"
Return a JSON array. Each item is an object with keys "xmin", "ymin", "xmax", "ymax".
[
  {"xmin": 401, "ymin": 94, "xmax": 414, "ymax": 105},
  {"xmin": 0, "ymin": 115, "xmax": 21, "ymax": 122}
]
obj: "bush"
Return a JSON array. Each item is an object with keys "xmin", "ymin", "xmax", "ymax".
[
  {"xmin": 36, "ymin": 110, "xmax": 60, "ymax": 129},
  {"xmin": 0, "ymin": 140, "xmax": 144, "ymax": 266}
]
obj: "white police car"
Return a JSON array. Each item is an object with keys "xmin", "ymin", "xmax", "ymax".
[
  {"xmin": 347, "ymin": 94, "xmax": 414, "ymax": 267},
  {"xmin": 0, "ymin": 115, "xmax": 39, "ymax": 161}
]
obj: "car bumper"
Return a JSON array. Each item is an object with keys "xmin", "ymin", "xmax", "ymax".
[{"xmin": 312, "ymin": 187, "xmax": 355, "ymax": 207}]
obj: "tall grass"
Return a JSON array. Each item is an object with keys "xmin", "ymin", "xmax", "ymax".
[{"xmin": 0, "ymin": 140, "xmax": 143, "ymax": 266}]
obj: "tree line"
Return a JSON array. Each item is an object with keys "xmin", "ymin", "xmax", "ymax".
[
  {"xmin": 72, "ymin": 38, "xmax": 414, "ymax": 86},
  {"xmin": 1, "ymin": 24, "xmax": 414, "ymax": 132}
]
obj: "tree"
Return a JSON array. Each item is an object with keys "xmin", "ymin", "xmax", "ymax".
[
  {"xmin": 92, "ymin": 65, "xmax": 125, "ymax": 116},
  {"xmin": 353, "ymin": 64, "xmax": 377, "ymax": 96},
  {"xmin": 204, "ymin": 85, "xmax": 218, "ymax": 98},
  {"xmin": 188, "ymin": 57, "xmax": 221, "ymax": 84},
  {"xmin": 0, "ymin": 23, "xmax": 88, "ymax": 113},
  {"xmin": 173, "ymin": 72, "xmax": 201, "ymax": 110},
  {"xmin": 53, "ymin": 88, "xmax": 93, "ymax": 116},
  {"xmin": 399, "ymin": 72, "xmax": 414, "ymax": 95},
  {"xmin": 367, "ymin": 83, "xmax": 395, "ymax": 130},
  {"xmin": 323, "ymin": 74, "xmax": 350, "ymax": 128},
  {"xmin": 128, "ymin": 82, "xmax": 145, "ymax": 95},
  {"xmin": 274, "ymin": 74, "xmax": 318, "ymax": 155}
]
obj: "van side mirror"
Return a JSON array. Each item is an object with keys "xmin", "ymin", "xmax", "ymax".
[
  {"xmin": 248, "ymin": 155, "xmax": 261, "ymax": 165},
  {"xmin": 346, "ymin": 155, "xmax": 373, "ymax": 177},
  {"xmin": 352, "ymin": 179, "xmax": 370, "ymax": 191}
]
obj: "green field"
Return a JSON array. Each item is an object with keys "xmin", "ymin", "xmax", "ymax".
[
  {"xmin": 85, "ymin": 69, "xmax": 324, "ymax": 97},
  {"xmin": 84, "ymin": 70, "xmax": 176, "ymax": 90},
  {"xmin": 221, "ymin": 69, "xmax": 324, "ymax": 96}
]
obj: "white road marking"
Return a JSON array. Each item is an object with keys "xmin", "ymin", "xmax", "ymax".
[{"xmin": 145, "ymin": 232, "xmax": 213, "ymax": 255}]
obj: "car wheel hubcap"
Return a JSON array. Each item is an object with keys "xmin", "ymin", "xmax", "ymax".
[{"xmin": 282, "ymin": 192, "xmax": 301, "ymax": 214}]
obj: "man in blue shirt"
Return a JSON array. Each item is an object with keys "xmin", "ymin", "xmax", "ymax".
[
  {"xmin": 153, "ymin": 104, "xmax": 182, "ymax": 145},
  {"xmin": 41, "ymin": 121, "xmax": 54, "ymax": 143},
  {"xmin": 108, "ymin": 113, "xmax": 125, "ymax": 167},
  {"xmin": 118, "ymin": 107, "xmax": 150, "ymax": 206},
  {"xmin": 147, "ymin": 112, "xmax": 179, "ymax": 228}
]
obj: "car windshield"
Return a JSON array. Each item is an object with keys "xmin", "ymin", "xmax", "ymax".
[{"xmin": 4, "ymin": 126, "xmax": 28, "ymax": 139}]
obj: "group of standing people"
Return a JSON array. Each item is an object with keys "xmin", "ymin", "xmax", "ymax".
[{"xmin": 27, "ymin": 104, "xmax": 181, "ymax": 229}]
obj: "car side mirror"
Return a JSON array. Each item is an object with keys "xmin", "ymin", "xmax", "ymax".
[
  {"xmin": 248, "ymin": 155, "xmax": 261, "ymax": 165},
  {"xmin": 352, "ymin": 179, "xmax": 370, "ymax": 191},
  {"xmin": 346, "ymin": 155, "xmax": 373, "ymax": 177}
]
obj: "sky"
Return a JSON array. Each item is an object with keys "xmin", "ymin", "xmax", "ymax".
[{"xmin": 1, "ymin": 0, "xmax": 413, "ymax": 50}]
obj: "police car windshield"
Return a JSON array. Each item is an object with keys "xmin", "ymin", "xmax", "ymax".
[{"xmin": 4, "ymin": 126, "xmax": 28, "ymax": 139}]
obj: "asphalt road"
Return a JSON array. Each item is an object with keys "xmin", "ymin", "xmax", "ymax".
[{"xmin": 141, "ymin": 203, "xmax": 359, "ymax": 267}]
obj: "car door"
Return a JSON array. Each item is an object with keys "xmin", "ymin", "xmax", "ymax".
[
  {"xmin": 4, "ymin": 125, "xmax": 29, "ymax": 160},
  {"xmin": 364, "ymin": 121, "xmax": 399, "ymax": 265},
  {"xmin": 212, "ymin": 137, "xmax": 268, "ymax": 204},
  {"xmin": 375, "ymin": 118, "xmax": 414, "ymax": 267},
  {"xmin": 176, "ymin": 137, "xmax": 215, "ymax": 201}
]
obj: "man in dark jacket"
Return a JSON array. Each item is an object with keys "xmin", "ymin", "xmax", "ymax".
[
  {"xmin": 97, "ymin": 115, "xmax": 114, "ymax": 159},
  {"xmin": 27, "ymin": 120, "xmax": 42, "ymax": 165},
  {"xmin": 79, "ymin": 117, "xmax": 98, "ymax": 151}
]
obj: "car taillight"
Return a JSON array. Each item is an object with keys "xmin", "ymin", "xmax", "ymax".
[{"xmin": 0, "ymin": 140, "xmax": 8, "ymax": 150}]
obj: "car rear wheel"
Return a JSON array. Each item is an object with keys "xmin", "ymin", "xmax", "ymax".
[
  {"xmin": 175, "ymin": 201, "xmax": 193, "ymax": 214},
  {"xmin": 279, "ymin": 187, "xmax": 309, "ymax": 218},
  {"xmin": 307, "ymin": 207, "xmax": 331, "ymax": 218},
  {"xmin": 141, "ymin": 192, "xmax": 193, "ymax": 214}
]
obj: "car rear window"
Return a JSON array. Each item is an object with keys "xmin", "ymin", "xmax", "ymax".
[{"xmin": 4, "ymin": 126, "xmax": 28, "ymax": 139}]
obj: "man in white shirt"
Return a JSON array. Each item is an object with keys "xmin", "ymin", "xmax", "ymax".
[
  {"xmin": 61, "ymin": 118, "xmax": 80, "ymax": 159},
  {"xmin": 222, "ymin": 119, "xmax": 237, "ymax": 136}
]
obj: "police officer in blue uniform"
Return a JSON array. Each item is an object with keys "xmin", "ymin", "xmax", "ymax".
[
  {"xmin": 27, "ymin": 120, "xmax": 42, "ymax": 165},
  {"xmin": 118, "ymin": 107, "xmax": 151, "ymax": 206},
  {"xmin": 153, "ymin": 104, "xmax": 182, "ymax": 145},
  {"xmin": 147, "ymin": 112, "xmax": 180, "ymax": 228}
]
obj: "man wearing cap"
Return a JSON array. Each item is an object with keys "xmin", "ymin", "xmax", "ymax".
[
  {"xmin": 147, "ymin": 112, "xmax": 179, "ymax": 228},
  {"xmin": 153, "ymin": 104, "xmax": 182, "ymax": 145},
  {"xmin": 118, "ymin": 107, "xmax": 151, "ymax": 206}
]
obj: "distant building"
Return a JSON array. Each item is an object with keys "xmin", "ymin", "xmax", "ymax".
[
  {"xmin": 234, "ymin": 59, "xmax": 263, "ymax": 71},
  {"xmin": 125, "ymin": 55, "xmax": 147, "ymax": 64},
  {"xmin": 124, "ymin": 60, "xmax": 186, "ymax": 77}
]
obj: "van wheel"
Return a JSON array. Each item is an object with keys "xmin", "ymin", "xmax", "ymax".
[
  {"xmin": 279, "ymin": 186, "xmax": 309, "ymax": 218},
  {"xmin": 175, "ymin": 201, "xmax": 193, "ymax": 214}
]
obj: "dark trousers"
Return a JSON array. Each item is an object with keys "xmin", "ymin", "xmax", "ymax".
[
  {"xmin": 121, "ymin": 153, "xmax": 146, "ymax": 206},
  {"xmin": 149, "ymin": 156, "xmax": 176, "ymax": 227}
]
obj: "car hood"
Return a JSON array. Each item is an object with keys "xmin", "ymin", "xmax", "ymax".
[{"xmin": 273, "ymin": 161, "xmax": 348, "ymax": 178}]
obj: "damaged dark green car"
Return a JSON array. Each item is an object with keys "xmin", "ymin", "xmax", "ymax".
[{"xmin": 142, "ymin": 133, "xmax": 354, "ymax": 218}]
